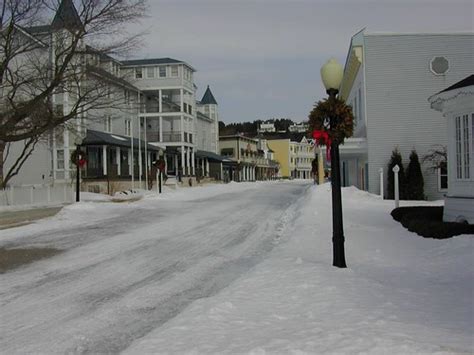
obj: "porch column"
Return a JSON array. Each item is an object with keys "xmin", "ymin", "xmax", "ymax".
[
  {"xmin": 220, "ymin": 163, "xmax": 223, "ymax": 181},
  {"xmin": 191, "ymin": 149, "xmax": 195, "ymax": 176},
  {"xmin": 116, "ymin": 147, "xmax": 121, "ymax": 176},
  {"xmin": 181, "ymin": 146, "xmax": 185, "ymax": 176},
  {"xmin": 181, "ymin": 116, "xmax": 184, "ymax": 142},
  {"xmin": 174, "ymin": 154, "xmax": 178, "ymax": 176},
  {"xmin": 206, "ymin": 159, "xmax": 210, "ymax": 177},
  {"xmin": 128, "ymin": 149, "xmax": 132, "ymax": 175},
  {"xmin": 158, "ymin": 90, "xmax": 162, "ymax": 113},
  {"xmin": 102, "ymin": 145, "xmax": 107, "ymax": 176},
  {"xmin": 186, "ymin": 147, "xmax": 190, "ymax": 176},
  {"xmin": 159, "ymin": 116, "xmax": 163, "ymax": 142}
]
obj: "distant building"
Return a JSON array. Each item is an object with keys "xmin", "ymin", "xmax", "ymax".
[
  {"xmin": 338, "ymin": 30, "xmax": 474, "ymax": 199},
  {"xmin": 258, "ymin": 123, "xmax": 276, "ymax": 133},
  {"xmin": 288, "ymin": 122, "xmax": 309, "ymax": 133},
  {"xmin": 267, "ymin": 135, "xmax": 313, "ymax": 179},
  {"xmin": 219, "ymin": 135, "xmax": 278, "ymax": 181}
]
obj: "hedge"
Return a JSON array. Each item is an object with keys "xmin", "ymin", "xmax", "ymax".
[{"xmin": 391, "ymin": 206, "xmax": 474, "ymax": 239}]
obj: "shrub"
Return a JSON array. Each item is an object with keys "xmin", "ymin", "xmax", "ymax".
[
  {"xmin": 406, "ymin": 150, "xmax": 425, "ymax": 200},
  {"xmin": 391, "ymin": 206, "xmax": 474, "ymax": 239}
]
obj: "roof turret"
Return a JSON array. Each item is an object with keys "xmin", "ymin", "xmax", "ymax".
[
  {"xmin": 201, "ymin": 85, "xmax": 218, "ymax": 105},
  {"xmin": 51, "ymin": 0, "xmax": 83, "ymax": 31}
]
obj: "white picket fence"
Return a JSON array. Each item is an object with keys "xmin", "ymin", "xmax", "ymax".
[{"xmin": 0, "ymin": 183, "xmax": 74, "ymax": 207}]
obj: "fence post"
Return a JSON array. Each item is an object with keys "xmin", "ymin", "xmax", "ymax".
[
  {"xmin": 392, "ymin": 164, "xmax": 400, "ymax": 208},
  {"xmin": 379, "ymin": 167, "xmax": 384, "ymax": 200}
]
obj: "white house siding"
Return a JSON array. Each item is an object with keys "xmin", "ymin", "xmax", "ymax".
[
  {"xmin": 5, "ymin": 141, "xmax": 52, "ymax": 186},
  {"xmin": 364, "ymin": 33, "xmax": 474, "ymax": 200}
]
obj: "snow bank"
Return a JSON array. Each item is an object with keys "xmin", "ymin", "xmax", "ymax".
[{"xmin": 126, "ymin": 183, "xmax": 473, "ymax": 354}]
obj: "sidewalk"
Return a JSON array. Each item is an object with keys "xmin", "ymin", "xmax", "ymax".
[{"xmin": 0, "ymin": 207, "xmax": 62, "ymax": 230}]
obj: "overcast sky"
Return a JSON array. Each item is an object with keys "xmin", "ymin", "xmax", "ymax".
[{"xmin": 127, "ymin": 0, "xmax": 473, "ymax": 124}]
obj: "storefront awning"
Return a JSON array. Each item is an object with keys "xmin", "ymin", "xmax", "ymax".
[{"xmin": 196, "ymin": 150, "xmax": 231, "ymax": 163}]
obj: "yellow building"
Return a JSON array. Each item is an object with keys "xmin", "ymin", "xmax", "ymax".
[
  {"xmin": 268, "ymin": 137, "xmax": 313, "ymax": 179},
  {"xmin": 267, "ymin": 139, "xmax": 291, "ymax": 178}
]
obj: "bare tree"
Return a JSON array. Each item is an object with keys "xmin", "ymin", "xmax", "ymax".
[
  {"xmin": 422, "ymin": 145, "xmax": 447, "ymax": 171},
  {"xmin": 0, "ymin": 0, "xmax": 147, "ymax": 187}
]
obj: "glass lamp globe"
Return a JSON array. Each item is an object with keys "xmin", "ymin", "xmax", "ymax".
[{"xmin": 320, "ymin": 58, "xmax": 343, "ymax": 91}]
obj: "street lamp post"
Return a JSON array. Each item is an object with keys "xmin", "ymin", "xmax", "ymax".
[
  {"xmin": 158, "ymin": 150, "xmax": 165, "ymax": 194},
  {"xmin": 321, "ymin": 58, "xmax": 347, "ymax": 268},
  {"xmin": 76, "ymin": 144, "xmax": 80, "ymax": 202}
]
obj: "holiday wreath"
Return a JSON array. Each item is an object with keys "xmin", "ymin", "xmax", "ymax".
[
  {"xmin": 71, "ymin": 148, "xmax": 87, "ymax": 167},
  {"xmin": 308, "ymin": 97, "xmax": 354, "ymax": 146}
]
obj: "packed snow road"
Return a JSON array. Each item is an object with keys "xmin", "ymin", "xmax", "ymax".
[{"xmin": 0, "ymin": 181, "xmax": 310, "ymax": 353}]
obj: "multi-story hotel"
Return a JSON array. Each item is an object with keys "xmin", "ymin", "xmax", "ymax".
[{"xmin": 2, "ymin": 0, "xmax": 222, "ymax": 197}]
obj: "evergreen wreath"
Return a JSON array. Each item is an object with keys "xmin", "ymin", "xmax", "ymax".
[
  {"xmin": 71, "ymin": 148, "xmax": 87, "ymax": 167},
  {"xmin": 308, "ymin": 97, "xmax": 354, "ymax": 145}
]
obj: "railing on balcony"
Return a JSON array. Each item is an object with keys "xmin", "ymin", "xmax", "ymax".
[
  {"xmin": 162, "ymin": 131, "xmax": 182, "ymax": 142},
  {"xmin": 146, "ymin": 131, "xmax": 160, "ymax": 142}
]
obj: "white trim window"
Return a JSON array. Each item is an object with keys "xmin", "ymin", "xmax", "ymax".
[
  {"xmin": 56, "ymin": 149, "xmax": 65, "ymax": 170},
  {"xmin": 358, "ymin": 88, "xmax": 362, "ymax": 122},
  {"xmin": 105, "ymin": 116, "xmax": 112, "ymax": 133},
  {"xmin": 135, "ymin": 68, "xmax": 143, "ymax": 79},
  {"xmin": 171, "ymin": 66, "xmax": 178, "ymax": 77},
  {"xmin": 455, "ymin": 114, "xmax": 472, "ymax": 180},
  {"xmin": 125, "ymin": 119, "xmax": 131, "ymax": 136},
  {"xmin": 159, "ymin": 66, "xmax": 166, "ymax": 78},
  {"xmin": 146, "ymin": 66, "xmax": 155, "ymax": 79},
  {"xmin": 438, "ymin": 161, "xmax": 448, "ymax": 191}
]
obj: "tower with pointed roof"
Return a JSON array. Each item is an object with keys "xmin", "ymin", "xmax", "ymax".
[
  {"xmin": 197, "ymin": 85, "xmax": 219, "ymax": 153},
  {"xmin": 51, "ymin": 0, "xmax": 83, "ymax": 31}
]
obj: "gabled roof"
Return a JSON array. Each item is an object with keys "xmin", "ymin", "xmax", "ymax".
[
  {"xmin": 86, "ymin": 65, "xmax": 139, "ymax": 92},
  {"xmin": 51, "ymin": 0, "xmax": 83, "ymax": 31},
  {"xmin": 439, "ymin": 74, "xmax": 474, "ymax": 93},
  {"xmin": 201, "ymin": 85, "xmax": 218, "ymax": 105}
]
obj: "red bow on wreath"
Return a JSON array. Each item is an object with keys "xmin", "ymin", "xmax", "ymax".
[{"xmin": 313, "ymin": 130, "xmax": 332, "ymax": 161}]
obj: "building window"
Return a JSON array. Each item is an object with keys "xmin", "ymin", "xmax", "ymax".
[
  {"xmin": 171, "ymin": 66, "xmax": 178, "ymax": 77},
  {"xmin": 358, "ymin": 88, "xmax": 362, "ymax": 122},
  {"xmin": 125, "ymin": 119, "xmax": 131, "ymax": 136},
  {"xmin": 353, "ymin": 96, "xmax": 358, "ymax": 122},
  {"xmin": 56, "ymin": 149, "xmax": 64, "ymax": 169},
  {"xmin": 135, "ymin": 68, "xmax": 143, "ymax": 79},
  {"xmin": 105, "ymin": 116, "xmax": 112, "ymax": 132},
  {"xmin": 438, "ymin": 161, "xmax": 448, "ymax": 191},
  {"xmin": 159, "ymin": 66, "xmax": 166, "ymax": 78},
  {"xmin": 455, "ymin": 114, "xmax": 471, "ymax": 180},
  {"xmin": 146, "ymin": 66, "xmax": 155, "ymax": 78}
]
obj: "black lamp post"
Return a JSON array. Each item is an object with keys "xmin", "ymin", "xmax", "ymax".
[
  {"xmin": 76, "ymin": 144, "xmax": 80, "ymax": 202},
  {"xmin": 158, "ymin": 150, "xmax": 165, "ymax": 194},
  {"xmin": 321, "ymin": 58, "xmax": 347, "ymax": 268}
]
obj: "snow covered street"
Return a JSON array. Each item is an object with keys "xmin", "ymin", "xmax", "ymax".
[
  {"xmin": 0, "ymin": 181, "xmax": 309, "ymax": 353},
  {"xmin": 0, "ymin": 181, "xmax": 473, "ymax": 354}
]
